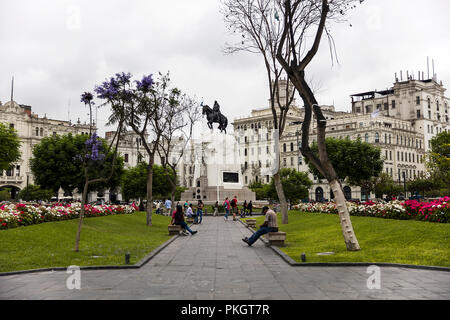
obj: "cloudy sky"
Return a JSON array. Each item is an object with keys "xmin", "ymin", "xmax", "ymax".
[{"xmin": 1, "ymin": 0, "xmax": 449, "ymax": 137}]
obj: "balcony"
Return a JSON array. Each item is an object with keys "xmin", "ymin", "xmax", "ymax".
[{"xmin": 0, "ymin": 175, "xmax": 24, "ymax": 184}]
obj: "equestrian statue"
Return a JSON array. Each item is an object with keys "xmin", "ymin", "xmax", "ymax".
[{"xmin": 202, "ymin": 100, "xmax": 228, "ymax": 133}]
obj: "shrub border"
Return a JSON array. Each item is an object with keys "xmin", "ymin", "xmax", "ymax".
[{"xmin": 238, "ymin": 219, "xmax": 450, "ymax": 272}]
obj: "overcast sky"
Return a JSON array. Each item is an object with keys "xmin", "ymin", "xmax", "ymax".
[{"xmin": 1, "ymin": 0, "xmax": 449, "ymax": 137}]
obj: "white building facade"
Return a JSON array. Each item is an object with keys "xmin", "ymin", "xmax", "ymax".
[{"xmin": 0, "ymin": 100, "xmax": 92, "ymax": 199}]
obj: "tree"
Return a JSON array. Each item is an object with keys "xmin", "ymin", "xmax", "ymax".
[
  {"xmin": 0, "ymin": 122, "xmax": 21, "ymax": 171},
  {"xmin": 307, "ymin": 137, "xmax": 383, "ymax": 185},
  {"xmin": 427, "ymin": 131, "xmax": 450, "ymax": 190},
  {"xmin": 274, "ymin": 0, "xmax": 363, "ymax": 251},
  {"xmin": 121, "ymin": 163, "xmax": 174, "ymax": 202},
  {"xmin": 407, "ymin": 177, "xmax": 434, "ymax": 198},
  {"xmin": 106, "ymin": 72, "xmax": 179, "ymax": 226},
  {"xmin": 267, "ymin": 168, "xmax": 312, "ymax": 204},
  {"xmin": 372, "ymin": 173, "xmax": 403, "ymax": 199},
  {"xmin": 30, "ymin": 133, "xmax": 123, "ymax": 194},
  {"xmin": 222, "ymin": 0, "xmax": 297, "ymax": 224},
  {"xmin": 158, "ymin": 89, "xmax": 201, "ymax": 212},
  {"xmin": 18, "ymin": 185, "xmax": 54, "ymax": 201}
]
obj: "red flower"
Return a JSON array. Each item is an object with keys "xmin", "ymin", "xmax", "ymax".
[{"xmin": 1, "ymin": 223, "xmax": 6, "ymax": 227}]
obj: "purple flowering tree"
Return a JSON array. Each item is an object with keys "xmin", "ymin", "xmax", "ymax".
[
  {"xmin": 74, "ymin": 79, "xmax": 126, "ymax": 252},
  {"xmin": 99, "ymin": 72, "xmax": 164, "ymax": 226}
]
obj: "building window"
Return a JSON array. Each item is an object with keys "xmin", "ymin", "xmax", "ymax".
[
  {"xmin": 417, "ymin": 110, "xmax": 421, "ymax": 118},
  {"xmin": 52, "ymin": 132, "xmax": 57, "ymax": 137},
  {"xmin": 437, "ymin": 100, "xmax": 439, "ymax": 111},
  {"xmin": 389, "ymin": 151, "xmax": 392, "ymax": 160},
  {"xmin": 427, "ymin": 98, "xmax": 431, "ymax": 108},
  {"xmin": 416, "ymin": 96, "xmax": 420, "ymax": 105},
  {"xmin": 364, "ymin": 133, "xmax": 369, "ymax": 143},
  {"xmin": 9, "ymin": 123, "xmax": 14, "ymax": 129},
  {"xmin": 375, "ymin": 132, "xmax": 379, "ymax": 143},
  {"xmin": 245, "ymin": 176, "xmax": 248, "ymax": 184},
  {"xmin": 283, "ymin": 158, "xmax": 286, "ymax": 167},
  {"xmin": 290, "ymin": 157, "xmax": 294, "ymax": 166},
  {"xmin": 392, "ymin": 100, "xmax": 396, "ymax": 109},
  {"xmin": 16, "ymin": 165, "xmax": 20, "ymax": 176},
  {"xmin": 40, "ymin": 128, "xmax": 43, "ymax": 136},
  {"xmin": 290, "ymin": 143, "xmax": 294, "ymax": 152},
  {"xmin": 266, "ymin": 175, "xmax": 269, "ymax": 183},
  {"xmin": 244, "ymin": 148, "xmax": 247, "ymax": 156},
  {"xmin": 124, "ymin": 154, "xmax": 129, "ymax": 163},
  {"xmin": 283, "ymin": 144, "xmax": 286, "ymax": 153},
  {"xmin": 428, "ymin": 110, "xmax": 431, "ymax": 119},
  {"xmin": 35, "ymin": 127, "xmax": 39, "ymax": 136}
]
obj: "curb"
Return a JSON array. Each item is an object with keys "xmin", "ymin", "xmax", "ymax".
[
  {"xmin": 238, "ymin": 219, "xmax": 450, "ymax": 272},
  {"xmin": 0, "ymin": 230, "xmax": 183, "ymax": 277}
]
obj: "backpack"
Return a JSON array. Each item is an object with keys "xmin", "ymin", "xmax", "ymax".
[{"xmin": 231, "ymin": 199, "xmax": 236, "ymax": 207}]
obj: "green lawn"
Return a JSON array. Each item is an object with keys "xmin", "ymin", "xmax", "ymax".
[
  {"xmin": 246, "ymin": 211, "xmax": 450, "ymax": 267},
  {"xmin": 0, "ymin": 212, "xmax": 172, "ymax": 273}
]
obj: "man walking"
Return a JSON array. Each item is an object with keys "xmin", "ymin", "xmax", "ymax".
[
  {"xmin": 242, "ymin": 206, "xmax": 278, "ymax": 246},
  {"xmin": 231, "ymin": 195, "xmax": 238, "ymax": 221},
  {"xmin": 164, "ymin": 198, "xmax": 172, "ymax": 216}
]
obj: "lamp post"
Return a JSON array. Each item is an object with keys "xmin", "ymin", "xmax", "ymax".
[
  {"xmin": 402, "ymin": 171, "xmax": 407, "ymax": 198},
  {"xmin": 291, "ymin": 121, "xmax": 303, "ymax": 172}
]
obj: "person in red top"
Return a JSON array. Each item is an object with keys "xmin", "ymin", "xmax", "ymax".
[{"xmin": 171, "ymin": 205, "xmax": 197, "ymax": 235}]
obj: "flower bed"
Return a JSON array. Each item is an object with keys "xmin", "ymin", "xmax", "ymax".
[
  {"xmin": 0, "ymin": 202, "xmax": 139, "ymax": 230},
  {"xmin": 293, "ymin": 196, "xmax": 450, "ymax": 223}
]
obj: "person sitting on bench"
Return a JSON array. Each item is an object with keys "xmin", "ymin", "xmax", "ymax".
[
  {"xmin": 171, "ymin": 205, "xmax": 197, "ymax": 235},
  {"xmin": 242, "ymin": 206, "xmax": 277, "ymax": 246}
]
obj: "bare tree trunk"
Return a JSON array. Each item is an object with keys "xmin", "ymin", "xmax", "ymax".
[
  {"xmin": 74, "ymin": 179, "xmax": 89, "ymax": 252},
  {"xmin": 146, "ymin": 161, "xmax": 153, "ymax": 226},
  {"xmin": 273, "ymin": 172, "xmax": 288, "ymax": 224},
  {"xmin": 329, "ymin": 179, "xmax": 360, "ymax": 251}
]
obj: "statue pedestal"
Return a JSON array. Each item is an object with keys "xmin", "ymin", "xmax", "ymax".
[{"xmin": 180, "ymin": 130, "xmax": 255, "ymax": 203}]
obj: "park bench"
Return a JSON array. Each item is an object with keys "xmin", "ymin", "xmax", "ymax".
[
  {"xmin": 186, "ymin": 217, "xmax": 194, "ymax": 224},
  {"xmin": 268, "ymin": 232, "xmax": 286, "ymax": 246},
  {"xmin": 168, "ymin": 224, "xmax": 182, "ymax": 235},
  {"xmin": 245, "ymin": 219, "xmax": 256, "ymax": 228}
]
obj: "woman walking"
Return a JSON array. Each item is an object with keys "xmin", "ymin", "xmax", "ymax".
[
  {"xmin": 197, "ymin": 200, "xmax": 204, "ymax": 224},
  {"xmin": 223, "ymin": 197, "xmax": 230, "ymax": 220}
]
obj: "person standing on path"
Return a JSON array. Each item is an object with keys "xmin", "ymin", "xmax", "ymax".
[
  {"xmin": 242, "ymin": 206, "xmax": 278, "ymax": 246},
  {"xmin": 214, "ymin": 201, "xmax": 219, "ymax": 216},
  {"xmin": 164, "ymin": 198, "xmax": 172, "ymax": 216},
  {"xmin": 171, "ymin": 205, "xmax": 197, "ymax": 235},
  {"xmin": 197, "ymin": 200, "xmax": 204, "ymax": 224},
  {"xmin": 247, "ymin": 200, "xmax": 253, "ymax": 216},
  {"xmin": 223, "ymin": 197, "xmax": 230, "ymax": 220},
  {"xmin": 231, "ymin": 195, "xmax": 238, "ymax": 221},
  {"xmin": 242, "ymin": 200, "xmax": 247, "ymax": 217}
]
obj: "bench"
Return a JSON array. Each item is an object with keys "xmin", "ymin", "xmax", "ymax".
[
  {"xmin": 245, "ymin": 219, "xmax": 256, "ymax": 228},
  {"xmin": 186, "ymin": 217, "xmax": 194, "ymax": 224},
  {"xmin": 268, "ymin": 232, "xmax": 286, "ymax": 246},
  {"xmin": 168, "ymin": 224, "xmax": 181, "ymax": 235}
]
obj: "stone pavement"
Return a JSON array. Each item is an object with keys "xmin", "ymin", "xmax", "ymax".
[{"xmin": 0, "ymin": 216, "xmax": 449, "ymax": 300}]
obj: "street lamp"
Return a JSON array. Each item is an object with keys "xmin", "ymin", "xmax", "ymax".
[{"xmin": 290, "ymin": 121, "xmax": 303, "ymax": 172}]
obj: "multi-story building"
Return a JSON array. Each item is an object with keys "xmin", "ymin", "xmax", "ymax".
[
  {"xmin": 233, "ymin": 76, "xmax": 448, "ymax": 201},
  {"xmin": 0, "ymin": 100, "xmax": 91, "ymax": 199}
]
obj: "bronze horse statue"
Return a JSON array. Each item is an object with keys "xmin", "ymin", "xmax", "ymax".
[{"xmin": 202, "ymin": 103, "xmax": 228, "ymax": 133}]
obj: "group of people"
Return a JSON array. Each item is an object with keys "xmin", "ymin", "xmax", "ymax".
[
  {"xmin": 221, "ymin": 196, "xmax": 253, "ymax": 221},
  {"xmin": 168, "ymin": 196, "xmax": 278, "ymax": 247}
]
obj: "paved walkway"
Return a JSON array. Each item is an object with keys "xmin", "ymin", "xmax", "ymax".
[{"xmin": 1, "ymin": 216, "xmax": 449, "ymax": 300}]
